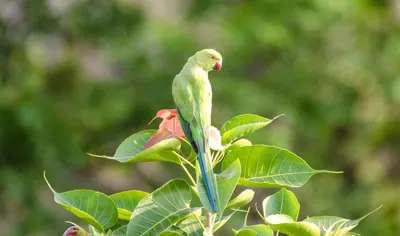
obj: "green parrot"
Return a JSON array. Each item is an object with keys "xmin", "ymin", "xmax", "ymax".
[{"xmin": 172, "ymin": 49, "xmax": 223, "ymax": 212}]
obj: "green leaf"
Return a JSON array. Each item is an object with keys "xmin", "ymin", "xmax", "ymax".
[
  {"xmin": 177, "ymin": 216, "xmax": 203, "ymax": 236},
  {"xmin": 213, "ymin": 213, "xmax": 235, "ymax": 232},
  {"xmin": 89, "ymin": 130, "xmax": 181, "ymax": 164},
  {"xmin": 44, "ymin": 172, "xmax": 118, "ymax": 232},
  {"xmin": 127, "ymin": 179, "xmax": 196, "ymax": 236},
  {"xmin": 245, "ymin": 225, "xmax": 274, "ymax": 236},
  {"xmin": 264, "ymin": 214, "xmax": 320, "ymax": 236},
  {"xmin": 105, "ymin": 230, "xmax": 113, "ymax": 236},
  {"xmin": 89, "ymin": 225, "xmax": 105, "ymax": 236},
  {"xmin": 263, "ymin": 188, "xmax": 300, "ymax": 221},
  {"xmin": 226, "ymin": 139, "xmax": 252, "ymax": 153},
  {"xmin": 110, "ymin": 190, "xmax": 149, "ymax": 220},
  {"xmin": 178, "ymin": 211, "xmax": 234, "ymax": 235},
  {"xmin": 235, "ymin": 229, "xmax": 258, "ymax": 236},
  {"xmin": 159, "ymin": 231, "xmax": 184, "ymax": 236},
  {"xmin": 226, "ymin": 189, "xmax": 255, "ymax": 209},
  {"xmin": 220, "ymin": 114, "xmax": 281, "ymax": 145},
  {"xmin": 222, "ymin": 145, "xmax": 341, "ymax": 188},
  {"xmin": 180, "ymin": 137, "xmax": 197, "ymax": 162},
  {"xmin": 112, "ymin": 225, "xmax": 127, "ymax": 236},
  {"xmin": 346, "ymin": 233, "xmax": 360, "ymax": 236},
  {"xmin": 198, "ymin": 159, "xmax": 241, "ymax": 213},
  {"xmin": 303, "ymin": 206, "xmax": 382, "ymax": 236},
  {"xmin": 236, "ymin": 225, "xmax": 273, "ymax": 236}
]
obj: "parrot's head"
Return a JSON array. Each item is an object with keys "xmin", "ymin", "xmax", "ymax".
[{"xmin": 194, "ymin": 49, "xmax": 223, "ymax": 72}]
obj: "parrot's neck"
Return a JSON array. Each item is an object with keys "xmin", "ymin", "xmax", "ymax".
[{"xmin": 186, "ymin": 56, "xmax": 210, "ymax": 73}]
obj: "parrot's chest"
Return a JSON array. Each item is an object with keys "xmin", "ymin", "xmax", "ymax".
[
  {"xmin": 190, "ymin": 71, "xmax": 212, "ymax": 97},
  {"xmin": 194, "ymin": 77, "xmax": 212, "ymax": 99}
]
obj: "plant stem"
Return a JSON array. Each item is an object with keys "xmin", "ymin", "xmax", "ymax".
[
  {"xmin": 192, "ymin": 212, "xmax": 205, "ymax": 231},
  {"xmin": 179, "ymin": 155, "xmax": 196, "ymax": 169},
  {"xmin": 205, "ymin": 211, "xmax": 214, "ymax": 235},
  {"xmin": 276, "ymin": 231, "xmax": 279, "ymax": 236},
  {"xmin": 212, "ymin": 151, "xmax": 225, "ymax": 167},
  {"xmin": 175, "ymin": 151, "xmax": 196, "ymax": 169},
  {"xmin": 242, "ymin": 206, "xmax": 251, "ymax": 228},
  {"xmin": 211, "ymin": 151, "xmax": 220, "ymax": 164},
  {"xmin": 180, "ymin": 161, "xmax": 197, "ymax": 188}
]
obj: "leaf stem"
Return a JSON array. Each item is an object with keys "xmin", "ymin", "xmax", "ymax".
[
  {"xmin": 177, "ymin": 153, "xmax": 196, "ymax": 169},
  {"xmin": 212, "ymin": 151, "xmax": 225, "ymax": 167},
  {"xmin": 212, "ymin": 151, "xmax": 220, "ymax": 164},
  {"xmin": 276, "ymin": 231, "xmax": 280, "ymax": 236},
  {"xmin": 179, "ymin": 161, "xmax": 197, "ymax": 188},
  {"xmin": 192, "ymin": 212, "xmax": 205, "ymax": 231},
  {"xmin": 242, "ymin": 206, "xmax": 251, "ymax": 228}
]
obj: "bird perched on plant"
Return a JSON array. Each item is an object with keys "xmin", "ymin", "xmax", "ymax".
[{"xmin": 172, "ymin": 49, "xmax": 222, "ymax": 213}]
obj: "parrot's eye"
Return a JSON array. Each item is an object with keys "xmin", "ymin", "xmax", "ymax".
[{"xmin": 211, "ymin": 56, "xmax": 215, "ymax": 59}]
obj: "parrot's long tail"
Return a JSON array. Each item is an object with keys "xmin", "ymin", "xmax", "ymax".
[
  {"xmin": 196, "ymin": 148, "xmax": 218, "ymax": 212},
  {"xmin": 177, "ymin": 109, "xmax": 218, "ymax": 212}
]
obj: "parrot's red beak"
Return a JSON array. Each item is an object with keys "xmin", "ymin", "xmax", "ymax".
[{"xmin": 213, "ymin": 61, "xmax": 222, "ymax": 71}]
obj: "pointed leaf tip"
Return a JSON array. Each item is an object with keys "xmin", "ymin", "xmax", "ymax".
[
  {"xmin": 222, "ymin": 145, "xmax": 340, "ymax": 188},
  {"xmin": 303, "ymin": 205, "xmax": 382, "ymax": 235},
  {"xmin": 43, "ymin": 171, "xmax": 56, "ymax": 194},
  {"xmin": 44, "ymin": 173, "xmax": 118, "ymax": 232},
  {"xmin": 315, "ymin": 170, "xmax": 344, "ymax": 174},
  {"xmin": 91, "ymin": 130, "xmax": 182, "ymax": 164}
]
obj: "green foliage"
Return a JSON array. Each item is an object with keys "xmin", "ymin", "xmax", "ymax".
[
  {"xmin": 235, "ymin": 225, "xmax": 273, "ymax": 236},
  {"xmin": 235, "ymin": 229, "xmax": 258, "ymax": 236},
  {"xmin": 90, "ymin": 130, "xmax": 181, "ymax": 164},
  {"xmin": 303, "ymin": 206, "xmax": 383, "ymax": 236},
  {"xmin": 44, "ymin": 173, "xmax": 118, "ymax": 232},
  {"xmin": 258, "ymin": 189, "xmax": 381, "ymax": 236},
  {"xmin": 262, "ymin": 188, "xmax": 300, "ymax": 221},
  {"xmin": 226, "ymin": 189, "xmax": 255, "ymax": 210},
  {"xmin": 113, "ymin": 226, "xmax": 128, "ymax": 236},
  {"xmin": 225, "ymin": 139, "xmax": 252, "ymax": 153},
  {"xmin": 159, "ymin": 231, "xmax": 184, "ymax": 236},
  {"xmin": 263, "ymin": 214, "xmax": 321, "ymax": 236},
  {"xmin": 44, "ymin": 111, "xmax": 380, "ymax": 235},
  {"xmin": 2, "ymin": 1, "xmax": 398, "ymax": 235},
  {"xmin": 109, "ymin": 190, "xmax": 149, "ymax": 220},
  {"xmin": 127, "ymin": 179, "xmax": 195, "ymax": 236},
  {"xmin": 220, "ymin": 114, "xmax": 279, "ymax": 145},
  {"xmin": 222, "ymin": 145, "xmax": 341, "ymax": 188}
]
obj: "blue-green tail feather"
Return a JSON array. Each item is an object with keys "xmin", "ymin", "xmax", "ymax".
[{"xmin": 177, "ymin": 108, "xmax": 218, "ymax": 212}]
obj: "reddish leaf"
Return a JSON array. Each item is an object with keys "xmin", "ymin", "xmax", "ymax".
[
  {"xmin": 149, "ymin": 109, "xmax": 185, "ymax": 137},
  {"xmin": 144, "ymin": 129, "xmax": 177, "ymax": 150},
  {"xmin": 151, "ymin": 109, "xmax": 179, "ymax": 121},
  {"xmin": 145, "ymin": 109, "xmax": 224, "ymax": 151}
]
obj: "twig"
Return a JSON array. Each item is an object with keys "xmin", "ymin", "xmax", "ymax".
[
  {"xmin": 205, "ymin": 211, "xmax": 214, "ymax": 235},
  {"xmin": 211, "ymin": 151, "xmax": 220, "ymax": 164},
  {"xmin": 180, "ymin": 161, "xmax": 197, "ymax": 188},
  {"xmin": 192, "ymin": 212, "xmax": 205, "ymax": 231},
  {"xmin": 212, "ymin": 151, "xmax": 225, "ymax": 167},
  {"xmin": 175, "ymin": 152, "xmax": 196, "ymax": 169}
]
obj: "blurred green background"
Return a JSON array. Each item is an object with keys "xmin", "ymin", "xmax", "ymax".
[{"xmin": 0, "ymin": 0, "xmax": 399, "ymax": 235}]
